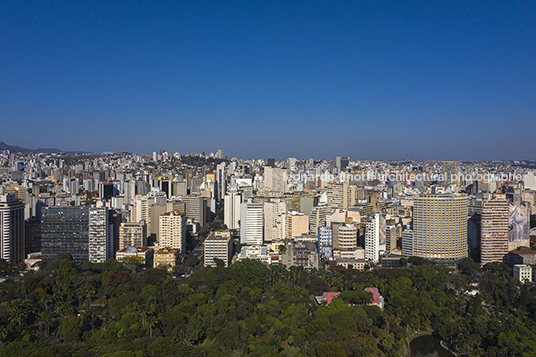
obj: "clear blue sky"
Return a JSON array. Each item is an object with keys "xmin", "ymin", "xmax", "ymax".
[{"xmin": 1, "ymin": 1, "xmax": 535, "ymax": 160}]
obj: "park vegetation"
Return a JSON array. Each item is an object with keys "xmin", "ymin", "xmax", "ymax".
[{"xmin": 0, "ymin": 256, "xmax": 535, "ymax": 356}]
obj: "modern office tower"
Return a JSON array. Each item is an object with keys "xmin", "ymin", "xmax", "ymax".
[
  {"xmin": 333, "ymin": 223, "xmax": 358, "ymax": 251},
  {"xmin": 159, "ymin": 211, "xmax": 186, "ymax": 252},
  {"xmin": 204, "ymin": 231, "xmax": 233, "ymax": 267},
  {"xmin": 309, "ymin": 206, "xmax": 330, "ymax": 234},
  {"xmin": 283, "ymin": 211, "xmax": 309, "ymax": 239},
  {"xmin": 182, "ymin": 196, "xmax": 207, "ymax": 226},
  {"xmin": 385, "ymin": 225, "xmax": 400, "ymax": 254},
  {"xmin": 224, "ymin": 190, "xmax": 242, "ymax": 230},
  {"xmin": 131, "ymin": 194, "xmax": 149, "ymax": 227},
  {"xmin": 318, "ymin": 226, "xmax": 333, "ymax": 258},
  {"xmin": 413, "ymin": 194, "xmax": 468, "ymax": 261},
  {"xmin": 216, "ymin": 163, "xmax": 227, "ymax": 200},
  {"xmin": 513, "ymin": 264, "xmax": 532, "ymax": 283},
  {"xmin": 0, "ymin": 194, "xmax": 25, "ymax": 264},
  {"xmin": 24, "ymin": 217, "xmax": 41, "ymax": 255},
  {"xmin": 336, "ymin": 156, "xmax": 350, "ymax": 173},
  {"xmin": 99, "ymin": 181, "xmax": 115, "ymax": 200},
  {"xmin": 119, "ymin": 221, "xmax": 147, "ymax": 250},
  {"xmin": 402, "ymin": 230, "xmax": 414, "ymax": 257},
  {"xmin": 481, "ymin": 194, "xmax": 509, "ymax": 264},
  {"xmin": 264, "ymin": 201, "xmax": 286, "ymax": 242},
  {"xmin": 264, "ymin": 166, "xmax": 287, "ymax": 192},
  {"xmin": 42, "ymin": 206, "xmax": 90, "ymax": 264},
  {"xmin": 365, "ymin": 213, "xmax": 386, "ymax": 263},
  {"xmin": 442, "ymin": 160, "xmax": 459, "ymax": 188},
  {"xmin": 154, "ymin": 176, "xmax": 172, "ymax": 198},
  {"xmin": 88, "ymin": 207, "xmax": 112, "ymax": 263},
  {"xmin": 240, "ymin": 202, "xmax": 264, "ymax": 245}
]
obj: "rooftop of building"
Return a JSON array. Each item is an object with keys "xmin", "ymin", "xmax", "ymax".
[{"xmin": 118, "ymin": 246, "xmax": 153, "ymax": 254}]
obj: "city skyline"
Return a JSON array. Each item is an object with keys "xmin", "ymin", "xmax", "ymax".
[{"xmin": 2, "ymin": 1, "xmax": 536, "ymax": 160}]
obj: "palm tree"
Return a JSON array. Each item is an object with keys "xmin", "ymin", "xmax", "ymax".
[{"xmin": 146, "ymin": 315, "xmax": 159, "ymax": 339}]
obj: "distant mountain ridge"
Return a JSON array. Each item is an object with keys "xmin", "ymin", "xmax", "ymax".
[{"xmin": 0, "ymin": 141, "xmax": 88, "ymax": 154}]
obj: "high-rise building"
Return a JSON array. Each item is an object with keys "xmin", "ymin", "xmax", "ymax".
[
  {"xmin": 240, "ymin": 202, "xmax": 264, "ymax": 245},
  {"xmin": 42, "ymin": 206, "xmax": 90, "ymax": 264},
  {"xmin": 442, "ymin": 161, "xmax": 459, "ymax": 188},
  {"xmin": 333, "ymin": 223, "xmax": 358, "ymax": 251},
  {"xmin": 283, "ymin": 211, "xmax": 309, "ymax": 239},
  {"xmin": 365, "ymin": 213, "xmax": 386, "ymax": 263},
  {"xmin": 204, "ymin": 231, "xmax": 233, "ymax": 267},
  {"xmin": 264, "ymin": 167, "xmax": 287, "ymax": 193},
  {"xmin": 309, "ymin": 206, "xmax": 330, "ymax": 235},
  {"xmin": 263, "ymin": 201, "xmax": 286, "ymax": 242},
  {"xmin": 131, "ymin": 195, "xmax": 149, "ymax": 231},
  {"xmin": 182, "ymin": 196, "xmax": 207, "ymax": 227},
  {"xmin": 401, "ymin": 230, "xmax": 414, "ymax": 257},
  {"xmin": 413, "ymin": 194, "xmax": 468, "ymax": 261},
  {"xmin": 159, "ymin": 211, "xmax": 187, "ymax": 253},
  {"xmin": 318, "ymin": 226, "xmax": 333, "ymax": 258},
  {"xmin": 0, "ymin": 194, "xmax": 25, "ymax": 264},
  {"xmin": 216, "ymin": 163, "xmax": 227, "ymax": 200},
  {"xmin": 119, "ymin": 221, "xmax": 147, "ymax": 251},
  {"xmin": 88, "ymin": 207, "xmax": 112, "ymax": 263},
  {"xmin": 481, "ymin": 194, "xmax": 509, "ymax": 264},
  {"xmin": 224, "ymin": 190, "xmax": 242, "ymax": 230}
]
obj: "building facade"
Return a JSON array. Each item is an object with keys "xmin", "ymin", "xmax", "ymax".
[{"xmin": 413, "ymin": 194, "xmax": 468, "ymax": 261}]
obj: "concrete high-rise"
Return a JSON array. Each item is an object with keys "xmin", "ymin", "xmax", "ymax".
[
  {"xmin": 42, "ymin": 206, "xmax": 90, "ymax": 264},
  {"xmin": 240, "ymin": 202, "xmax": 264, "ymax": 245},
  {"xmin": 481, "ymin": 194, "xmax": 509, "ymax": 264},
  {"xmin": 224, "ymin": 190, "xmax": 242, "ymax": 230},
  {"xmin": 216, "ymin": 163, "xmax": 227, "ymax": 200},
  {"xmin": 365, "ymin": 213, "xmax": 386, "ymax": 263},
  {"xmin": 0, "ymin": 194, "xmax": 25, "ymax": 264},
  {"xmin": 159, "ymin": 211, "xmax": 187, "ymax": 253},
  {"xmin": 204, "ymin": 231, "xmax": 233, "ymax": 267},
  {"xmin": 263, "ymin": 201, "xmax": 286, "ymax": 242},
  {"xmin": 264, "ymin": 167, "xmax": 287, "ymax": 193},
  {"xmin": 89, "ymin": 207, "xmax": 112, "ymax": 263},
  {"xmin": 413, "ymin": 194, "xmax": 468, "ymax": 261},
  {"xmin": 119, "ymin": 221, "xmax": 147, "ymax": 250}
]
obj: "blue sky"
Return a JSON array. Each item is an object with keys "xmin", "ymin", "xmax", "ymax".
[{"xmin": 1, "ymin": 1, "xmax": 535, "ymax": 160}]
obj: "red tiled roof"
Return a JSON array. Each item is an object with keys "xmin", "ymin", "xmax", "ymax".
[
  {"xmin": 365, "ymin": 287, "xmax": 381, "ymax": 305},
  {"xmin": 324, "ymin": 292, "xmax": 341, "ymax": 305}
]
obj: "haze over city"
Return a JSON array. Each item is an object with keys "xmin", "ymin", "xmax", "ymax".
[{"xmin": 1, "ymin": 1, "xmax": 536, "ymax": 160}]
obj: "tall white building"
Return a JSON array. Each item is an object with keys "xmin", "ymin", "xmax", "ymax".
[
  {"xmin": 264, "ymin": 201, "xmax": 286, "ymax": 242},
  {"xmin": 89, "ymin": 207, "xmax": 112, "ymax": 263},
  {"xmin": 224, "ymin": 190, "xmax": 242, "ymax": 230},
  {"xmin": 131, "ymin": 194, "xmax": 149, "ymax": 236},
  {"xmin": 159, "ymin": 211, "xmax": 187, "ymax": 253},
  {"xmin": 365, "ymin": 213, "xmax": 386, "ymax": 263},
  {"xmin": 0, "ymin": 194, "xmax": 25, "ymax": 264},
  {"xmin": 204, "ymin": 231, "xmax": 233, "ymax": 267},
  {"xmin": 240, "ymin": 202, "xmax": 264, "ymax": 245}
]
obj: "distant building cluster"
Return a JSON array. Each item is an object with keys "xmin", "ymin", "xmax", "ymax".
[{"xmin": 1, "ymin": 148, "xmax": 535, "ymax": 281}]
